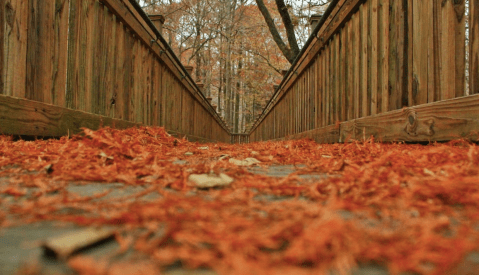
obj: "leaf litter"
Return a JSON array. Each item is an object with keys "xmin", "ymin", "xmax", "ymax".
[{"xmin": 1, "ymin": 126, "xmax": 479, "ymax": 274}]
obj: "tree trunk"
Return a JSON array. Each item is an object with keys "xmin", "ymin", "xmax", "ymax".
[{"xmin": 254, "ymin": 0, "xmax": 299, "ymax": 63}]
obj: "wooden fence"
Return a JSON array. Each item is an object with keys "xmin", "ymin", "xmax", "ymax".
[
  {"xmin": 0, "ymin": 0, "xmax": 230, "ymax": 143},
  {"xmin": 249, "ymin": 0, "xmax": 479, "ymax": 143}
]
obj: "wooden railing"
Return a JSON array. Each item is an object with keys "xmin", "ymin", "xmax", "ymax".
[
  {"xmin": 249, "ymin": 0, "xmax": 479, "ymax": 143},
  {"xmin": 0, "ymin": 0, "xmax": 230, "ymax": 143}
]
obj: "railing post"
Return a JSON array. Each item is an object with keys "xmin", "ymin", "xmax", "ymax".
[
  {"xmin": 184, "ymin": 65, "xmax": 194, "ymax": 80},
  {"xmin": 148, "ymin": 14, "xmax": 165, "ymax": 35},
  {"xmin": 309, "ymin": 14, "xmax": 322, "ymax": 33}
]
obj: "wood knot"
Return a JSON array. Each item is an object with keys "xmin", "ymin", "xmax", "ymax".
[
  {"xmin": 404, "ymin": 109, "xmax": 435, "ymax": 137},
  {"xmin": 5, "ymin": 2, "xmax": 15, "ymax": 29},
  {"xmin": 404, "ymin": 109, "xmax": 418, "ymax": 136}
]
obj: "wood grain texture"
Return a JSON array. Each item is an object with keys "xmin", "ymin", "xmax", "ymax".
[
  {"xmin": 378, "ymin": 0, "xmax": 389, "ymax": 113},
  {"xmin": 370, "ymin": 0, "xmax": 378, "ymax": 115},
  {"xmin": 4, "ymin": 0, "xmax": 28, "ymax": 98},
  {"xmin": 471, "ymin": 0, "xmax": 479, "ymax": 95},
  {"xmin": 0, "ymin": 94, "xmax": 140, "ymax": 137},
  {"xmin": 411, "ymin": 0, "xmax": 428, "ymax": 106},
  {"xmin": 275, "ymin": 124, "xmax": 340, "ymax": 144},
  {"xmin": 0, "ymin": 0, "xmax": 4, "ymax": 94},
  {"xmin": 340, "ymin": 94, "xmax": 479, "ymax": 142}
]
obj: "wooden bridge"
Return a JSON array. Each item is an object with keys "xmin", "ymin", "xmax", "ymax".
[{"xmin": 1, "ymin": 0, "xmax": 479, "ymax": 144}]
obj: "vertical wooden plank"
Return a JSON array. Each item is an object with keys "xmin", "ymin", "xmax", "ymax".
[
  {"xmin": 113, "ymin": 20, "xmax": 124, "ymax": 119},
  {"xmin": 4, "ymin": 0, "xmax": 28, "ymax": 98},
  {"xmin": 52, "ymin": 0, "xmax": 70, "ymax": 107},
  {"xmin": 471, "ymin": 0, "xmax": 479, "ymax": 94},
  {"xmin": 406, "ymin": 0, "xmax": 413, "ymax": 107},
  {"xmin": 0, "ymin": 0, "xmax": 4, "ymax": 94},
  {"xmin": 312, "ymin": 58, "xmax": 316, "ymax": 129},
  {"xmin": 325, "ymin": 42, "xmax": 330, "ymax": 125},
  {"xmin": 347, "ymin": 18, "xmax": 354, "ymax": 121},
  {"xmin": 439, "ymin": 0, "xmax": 465, "ymax": 99},
  {"xmin": 370, "ymin": 0, "xmax": 378, "ymax": 115},
  {"xmin": 428, "ymin": 0, "xmax": 441, "ymax": 103},
  {"xmin": 353, "ymin": 11, "xmax": 361, "ymax": 118},
  {"xmin": 124, "ymin": 27, "xmax": 134, "ymax": 121},
  {"xmin": 340, "ymin": 28, "xmax": 346, "ymax": 122},
  {"xmin": 130, "ymin": 39, "xmax": 138, "ymax": 122},
  {"xmin": 334, "ymin": 34, "xmax": 340, "ymax": 123},
  {"xmin": 378, "ymin": 0, "xmax": 389, "ymax": 112},
  {"xmin": 151, "ymin": 58, "xmax": 159, "ymax": 126},
  {"xmin": 388, "ymin": 0, "xmax": 408, "ymax": 110},
  {"xmin": 330, "ymin": 37, "xmax": 336, "ymax": 125},
  {"xmin": 27, "ymin": 0, "xmax": 63, "ymax": 104},
  {"xmin": 66, "ymin": 0, "xmax": 79, "ymax": 109},
  {"xmin": 90, "ymin": 3, "xmax": 105, "ymax": 115},
  {"xmin": 24, "ymin": 0, "xmax": 45, "ymax": 101},
  {"xmin": 411, "ymin": 0, "xmax": 428, "ymax": 106},
  {"xmin": 314, "ymin": 56, "xmax": 319, "ymax": 129},
  {"xmin": 103, "ymin": 7, "xmax": 116, "ymax": 118},
  {"xmin": 455, "ymin": 0, "xmax": 466, "ymax": 98},
  {"xmin": 82, "ymin": 0, "xmax": 97, "ymax": 113},
  {"xmin": 360, "ymin": 2, "xmax": 369, "ymax": 118}
]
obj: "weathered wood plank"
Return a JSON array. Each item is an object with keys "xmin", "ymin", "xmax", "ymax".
[
  {"xmin": 105, "ymin": 10, "xmax": 117, "ymax": 118},
  {"xmin": 411, "ymin": 0, "xmax": 428, "ymax": 106},
  {"xmin": 92, "ymin": 2, "xmax": 105, "ymax": 115},
  {"xmin": 66, "ymin": 0, "xmax": 80, "ymax": 109},
  {"xmin": 340, "ymin": 94, "xmax": 479, "ymax": 142},
  {"xmin": 325, "ymin": 42, "xmax": 330, "ymax": 126},
  {"xmin": 26, "ymin": 0, "xmax": 55, "ymax": 103},
  {"xmin": 353, "ymin": 11, "xmax": 360, "ymax": 119},
  {"xmin": 471, "ymin": 0, "xmax": 479, "ymax": 95},
  {"xmin": 0, "ymin": 94, "xmax": 140, "ymax": 137},
  {"xmin": 346, "ymin": 18, "xmax": 354, "ymax": 121},
  {"xmin": 388, "ymin": 0, "xmax": 408, "ymax": 111},
  {"xmin": 123, "ymin": 27, "xmax": 134, "ymax": 121},
  {"xmin": 340, "ymin": 27, "xmax": 346, "ymax": 122},
  {"xmin": 430, "ymin": 0, "xmax": 442, "ymax": 102},
  {"xmin": 378, "ymin": 0, "xmax": 389, "ymax": 113},
  {"xmin": 333, "ymin": 34, "xmax": 340, "ymax": 123},
  {"xmin": 275, "ymin": 124, "xmax": 339, "ymax": 144},
  {"xmin": 360, "ymin": 2, "xmax": 369, "ymax": 118},
  {"xmin": 0, "ymin": 0, "xmax": 4, "ymax": 94},
  {"xmin": 53, "ymin": 0, "xmax": 70, "ymax": 107},
  {"xmin": 454, "ymin": 0, "xmax": 466, "ymax": 98},
  {"xmin": 3, "ymin": 0, "xmax": 28, "ymax": 98},
  {"xmin": 370, "ymin": 0, "xmax": 378, "ymax": 115},
  {"xmin": 440, "ymin": 0, "xmax": 465, "ymax": 100}
]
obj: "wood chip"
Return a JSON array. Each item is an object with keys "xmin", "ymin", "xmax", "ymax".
[
  {"xmin": 229, "ymin": 158, "xmax": 261, "ymax": 166},
  {"xmin": 42, "ymin": 227, "xmax": 115, "ymax": 259},
  {"xmin": 188, "ymin": 173, "xmax": 234, "ymax": 188}
]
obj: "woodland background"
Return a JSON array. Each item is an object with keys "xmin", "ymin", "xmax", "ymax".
[{"xmin": 138, "ymin": 0, "xmax": 331, "ymax": 133}]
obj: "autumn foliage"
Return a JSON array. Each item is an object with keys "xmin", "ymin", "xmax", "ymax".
[{"xmin": 1, "ymin": 126, "xmax": 479, "ymax": 274}]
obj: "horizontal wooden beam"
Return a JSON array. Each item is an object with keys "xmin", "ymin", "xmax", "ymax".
[
  {"xmin": 274, "ymin": 125, "xmax": 340, "ymax": 144},
  {"xmin": 0, "ymin": 94, "xmax": 227, "ymax": 142},
  {"xmin": 0, "ymin": 95, "xmax": 141, "ymax": 137},
  {"xmin": 340, "ymin": 94, "xmax": 479, "ymax": 142},
  {"xmin": 167, "ymin": 130, "xmax": 220, "ymax": 143}
]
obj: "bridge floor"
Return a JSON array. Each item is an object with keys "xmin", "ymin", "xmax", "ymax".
[{"xmin": 0, "ymin": 127, "xmax": 478, "ymax": 275}]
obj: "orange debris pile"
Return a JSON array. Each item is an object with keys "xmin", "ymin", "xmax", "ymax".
[{"xmin": 1, "ymin": 126, "xmax": 479, "ymax": 274}]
